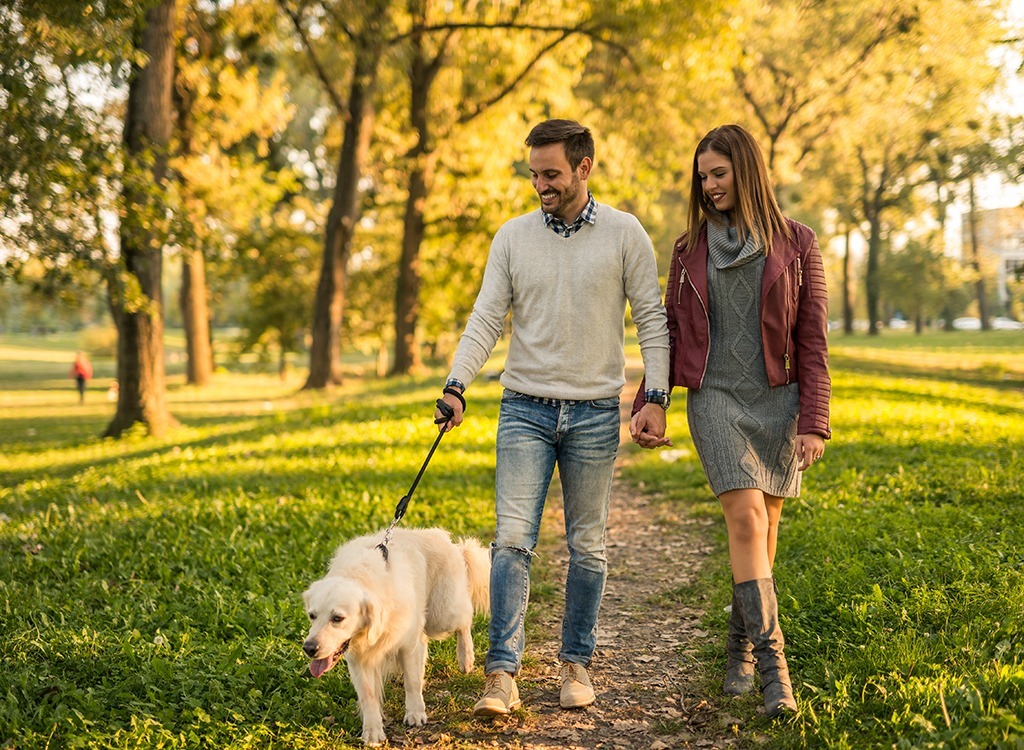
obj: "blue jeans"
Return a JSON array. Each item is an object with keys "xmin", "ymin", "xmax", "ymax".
[{"xmin": 485, "ymin": 389, "xmax": 621, "ymax": 675}]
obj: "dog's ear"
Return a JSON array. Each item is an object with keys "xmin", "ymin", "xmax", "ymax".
[{"xmin": 362, "ymin": 590, "xmax": 385, "ymax": 646}]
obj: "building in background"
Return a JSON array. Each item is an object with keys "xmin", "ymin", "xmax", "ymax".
[{"xmin": 961, "ymin": 206, "xmax": 1024, "ymax": 312}]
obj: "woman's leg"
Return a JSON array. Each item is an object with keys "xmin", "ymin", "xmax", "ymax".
[
  {"xmin": 765, "ymin": 494, "xmax": 785, "ymax": 569},
  {"xmin": 718, "ymin": 488, "xmax": 772, "ymax": 583},
  {"xmin": 721, "ymin": 490, "xmax": 796, "ymax": 716}
]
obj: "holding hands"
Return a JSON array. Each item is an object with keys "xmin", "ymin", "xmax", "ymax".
[{"xmin": 629, "ymin": 403, "xmax": 673, "ymax": 449}]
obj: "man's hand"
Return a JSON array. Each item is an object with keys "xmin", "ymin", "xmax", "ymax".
[
  {"xmin": 435, "ymin": 390, "xmax": 464, "ymax": 432},
  {"xmin": 629, "ymin": 403, "xmax": 672, "ymax": 449}
]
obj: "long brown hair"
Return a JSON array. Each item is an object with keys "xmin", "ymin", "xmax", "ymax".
[{"xmin": 679, "ymin": 124, "xmax": 791, "ymax": 255}]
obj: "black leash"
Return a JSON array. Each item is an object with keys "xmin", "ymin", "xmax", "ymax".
[{"xmin": 376, "ymin": 397, "xmax": 457, "ymax": 564}]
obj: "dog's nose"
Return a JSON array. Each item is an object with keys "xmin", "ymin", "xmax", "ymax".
[{"xmin": 303, "ymin": 640, "xmax": 317, "ymax": 658}]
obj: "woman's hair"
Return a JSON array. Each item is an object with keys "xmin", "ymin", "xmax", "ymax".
[
  {"xmin": 680, "ymin": 124, "xmax": 790, "ymax": 255},
  {"xmin": 525, "ymin": 119, "xmax": 595, "ymax": 170}
]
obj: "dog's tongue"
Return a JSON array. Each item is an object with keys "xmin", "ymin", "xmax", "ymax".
[{"xmin": 309, "ymin": 658, "xmax": 333, "ymax": 678}]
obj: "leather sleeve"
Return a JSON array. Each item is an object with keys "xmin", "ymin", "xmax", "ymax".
[{"xmin": 794, "ymin": 227, "xmax": 832, "ymax": 438}]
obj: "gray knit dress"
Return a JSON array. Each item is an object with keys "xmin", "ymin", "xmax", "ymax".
[{"xmin": 687, "ymin": 221, "xmax": 801, "ymax": 498}]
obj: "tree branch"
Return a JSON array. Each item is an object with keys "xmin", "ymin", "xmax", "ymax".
[
  {"xmin": 391, "ymin": 20, "xmax": 633, "ymax": 63},
  {"xmin": 275, "ymin": 0, "xmax": 348, "ymax": 116},
  {"xmin": 456, "ymin": 29, "xmax": 572, "ymax": 125}
]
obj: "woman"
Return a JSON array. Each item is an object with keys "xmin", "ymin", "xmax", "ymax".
[
  {"xmin": 630, "ymin": 124, "xmax": 831, "ymax": 717},
  {"xmin": 70, "ymin": 351, "xmax": 93, "ymax": 404}
]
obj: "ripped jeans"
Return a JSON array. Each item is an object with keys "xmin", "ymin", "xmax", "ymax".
[{"xmin": 485, "ymin": 389, "xmax": 620, "ymax": 676}]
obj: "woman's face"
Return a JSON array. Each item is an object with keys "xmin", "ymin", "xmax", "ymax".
[{"xmin": 696, "ymin": 149, "xmax": 735, "ymax": 214}]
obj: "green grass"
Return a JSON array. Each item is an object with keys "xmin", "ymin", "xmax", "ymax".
[
  {"xmin": 2, "ymin": 329, "xmax": 1024, "ymax": 748},
  {"xmin": 621, "ymin": 330, "xmax": 1024, "ymax": 749},
  {"xmin": 0, "ymin": 335, "xmax": 503, "ymax": 749}
]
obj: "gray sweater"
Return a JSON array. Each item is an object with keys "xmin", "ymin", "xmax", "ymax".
[{"xmin": 448, "ymin": 205, "xmax": 669, "ymax": 400}]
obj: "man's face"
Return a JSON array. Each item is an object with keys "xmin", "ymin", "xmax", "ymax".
[{"xmin": 528, "ymin": 143, "xmax": 591, "ymax": 222}]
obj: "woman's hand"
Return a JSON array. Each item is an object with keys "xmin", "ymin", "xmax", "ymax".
[
  {"xmin": 629, "ymin": 404, "xmax": 673, "ymax": 449},
  {"xmin": 796, "ymin": 433, "xmax": 825, "ymax": 471}
]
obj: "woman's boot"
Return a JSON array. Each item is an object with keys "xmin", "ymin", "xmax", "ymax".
[
  {"xmin": 734, "ymin": 578, "xmax": 797, "ymax": 717},
  {"xmin": 724, "ymin": 586, "xmax": 756, "ymax": 695}
]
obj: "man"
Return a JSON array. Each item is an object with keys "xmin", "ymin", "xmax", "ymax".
[{"xmin": 435, "ymin": 119, "xmax": 671, "ymax": 715}]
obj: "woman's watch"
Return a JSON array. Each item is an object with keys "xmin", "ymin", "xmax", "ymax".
[{"xmin": 645, "ymin": 390, "xmax": 671, "ymax": 410}]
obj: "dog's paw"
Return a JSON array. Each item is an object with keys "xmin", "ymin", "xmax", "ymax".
[
  {"xmin": 404, "ymin": 709, "xmax": 428, "ymax": 727},
  {"xmin": 361, "ymin": 727, "xmax": 387, "ymax": 746}
]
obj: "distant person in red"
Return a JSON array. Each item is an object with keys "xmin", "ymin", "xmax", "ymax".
[{"xmin": 70, "ymin": 352, "xmax": 93, "ymax": 404}]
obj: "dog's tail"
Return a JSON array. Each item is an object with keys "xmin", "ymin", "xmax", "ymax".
[{"xmin": 458, "ymin": 538, "xmax": 491, "ymax": 615}]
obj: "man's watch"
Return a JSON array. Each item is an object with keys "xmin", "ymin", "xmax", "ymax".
[{"xmin": 645, "ymin": 391, "xmax": 671, "ymax": 410}]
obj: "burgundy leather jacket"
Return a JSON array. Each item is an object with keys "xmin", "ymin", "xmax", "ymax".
[{"xmin": 633, "ymin": 219, "xmax": 831, "ymax": 439}]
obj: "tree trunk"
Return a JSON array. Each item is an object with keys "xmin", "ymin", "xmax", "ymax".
[
  {"xmin": 967, "ymin": 178, "xmax": 990, "ymax": 331},
  {"xmin": 865, "ymin": 211, "xmax": 882, "ymax": 337},
  {"xmin": 181, "ymin": 248, "xmax": 213, "ymax": 385},
  {"xmin": 278, "ymin": 331, "xmax": 288, "ymax": 380},
  {"xmin": 105, "ymin": 0, "xmax": 178, "ymax": 438},
  {"xmin": 304, "ymin": 44, "xmax": 379, "ymax": 389},
  {"xmin": 174, "ymin": 27, "xmax": 213, "ymax": 388},
  {"xmin": 391, "ymin": 162, "xmax": 429, "ymax": 375},
  {"xmin": 391, "ymin": 28, "xmax": 440, "ymax": 376},
  {"xmin": 842, "ymin": 227, "xmax": 854, "ymax": 335}
]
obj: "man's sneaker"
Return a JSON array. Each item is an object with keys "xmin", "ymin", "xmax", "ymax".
[
  {"xmin": 473, "ymin": 672, "xmax": 521, "ymax": 717},
  {"xmin": 559, "ymin": 662, "xmax": 595, "ymax": 709}
]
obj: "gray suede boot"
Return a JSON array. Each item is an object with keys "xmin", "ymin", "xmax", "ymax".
[
  {"xmin": 724, "ymin": 586, "xmax": 756, "ymax": 695},
  {"xmin": 734, "ymin": 578, "xmax": 797, "ymax": 717}
]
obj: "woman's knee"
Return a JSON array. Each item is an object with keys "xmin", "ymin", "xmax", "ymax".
[{"xmin": 723, "ymin": 502, "xmax": 770, "ymax": 542}]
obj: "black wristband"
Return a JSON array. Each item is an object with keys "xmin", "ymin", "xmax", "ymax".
[{"xmin": 443, "ymin": 386, "xmax": 467, "ymax": 413}]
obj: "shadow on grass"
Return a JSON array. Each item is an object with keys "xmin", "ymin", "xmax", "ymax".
[
  {"xmin": 2, "ymin": 382, "xmax": 503, "ymax": 494},
  {"xmin": 832, "ymin": 351, "xmax": 1024, "ymax": 392}
]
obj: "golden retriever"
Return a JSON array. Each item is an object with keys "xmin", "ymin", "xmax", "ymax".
[{"xmin": 302, "ymin": 527, "xmax": 490, "ymax": 746}]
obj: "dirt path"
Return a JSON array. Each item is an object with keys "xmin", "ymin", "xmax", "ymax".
[
  {"xmin": 442, "ymin": 474, "xmax": 744, "ymax": 750},
  {"xmin": 386, "ymin": 461, "xmax": 752, "ymax": 748}
]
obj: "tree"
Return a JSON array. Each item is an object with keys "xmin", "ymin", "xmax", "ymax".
[
  {"xmin": 797, "ymin": 0, "xmax": 1006, "ymax": 335},
  {"xmin": 0, "ymin": 1, "xmax": 134, "ymax": 289},
  {"xmin": 922, "ymin": 116, "xmax": 1024, "ymax": 330},
  {"xmin": 172, "ymin": 0, "xmax": 297, "ymax": 384},
  {"xmin": 727, "ymin": 0, "xmax": 916, "ymax": 200},
  {"xmin": 277, "ymin": 0, "xmax": 391, "ymax": 389},
  {"xmin": 106, "ymin": 0, "xmax": 179, "ymax": 437},
  {"xmin": 880, "ymin": 234, "xmax": 961, "ymax": 333},
  {"xmin": 234, "ymin": 200, "xmax": 319, "ymax": 376}
]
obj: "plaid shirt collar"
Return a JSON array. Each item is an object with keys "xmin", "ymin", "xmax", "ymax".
[{"xmin": 543, "ymin": 192, "xmax": 597, "ymax": 238}]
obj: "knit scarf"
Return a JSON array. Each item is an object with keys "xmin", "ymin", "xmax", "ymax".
[{"xmin": 706, "ymin": 219, "xmax": 764, "ymax": 270}]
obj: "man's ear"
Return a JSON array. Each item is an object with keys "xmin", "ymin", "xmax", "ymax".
[
  {"xmin": 362, "ymin": 591, "xmax": 385, "ymax": 646},
  {"xmin": 577, "ymin": 156, "xmax": 593, "ymax": 180}
]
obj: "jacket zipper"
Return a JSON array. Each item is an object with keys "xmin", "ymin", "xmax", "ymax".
[
  {"xmin": 677, "ymin": 256, "xmax": 710, "ymax": 388},
  {"xmin": 783, "ymin": 258, "xmax": 801, "ymax": 384}
]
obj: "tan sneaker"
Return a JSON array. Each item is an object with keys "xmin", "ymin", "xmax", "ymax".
[
  {"xmin": 473, "ymin": 672, "xmax": 521, "ymax": 717},
  {"xmin": 559, "ymin": 662, "xmax": 595, "ymax": 709}
]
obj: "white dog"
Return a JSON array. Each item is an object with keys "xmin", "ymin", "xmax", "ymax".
[{"xmin": 302, "ymin": 527, "xmax": 490, "ymax": 746}]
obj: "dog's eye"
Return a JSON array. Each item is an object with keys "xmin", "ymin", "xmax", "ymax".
[
  {"xmin": 308, "ymin": 612, "xmax": 316, "ymax": 621},
  {"xmin": 331, "ymin": 614, "xmax": 344, "ymax": 624}
]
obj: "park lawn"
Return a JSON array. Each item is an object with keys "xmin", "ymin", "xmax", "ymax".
[
  {"xmin": 621, "ymin": 330, "xmax": 1024, "ymax": 748},
  {"xmin": 0, "ymin": 338, "xmax": 504, "ymax": 749},
  {"xmin": 1, "ymin": 329, "xmax": 1023, "ymax": 748}
]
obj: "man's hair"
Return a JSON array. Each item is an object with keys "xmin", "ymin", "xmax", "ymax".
[{"xmin": 525, "ymin": 119, "xmax": 595, "ymax": 170}]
